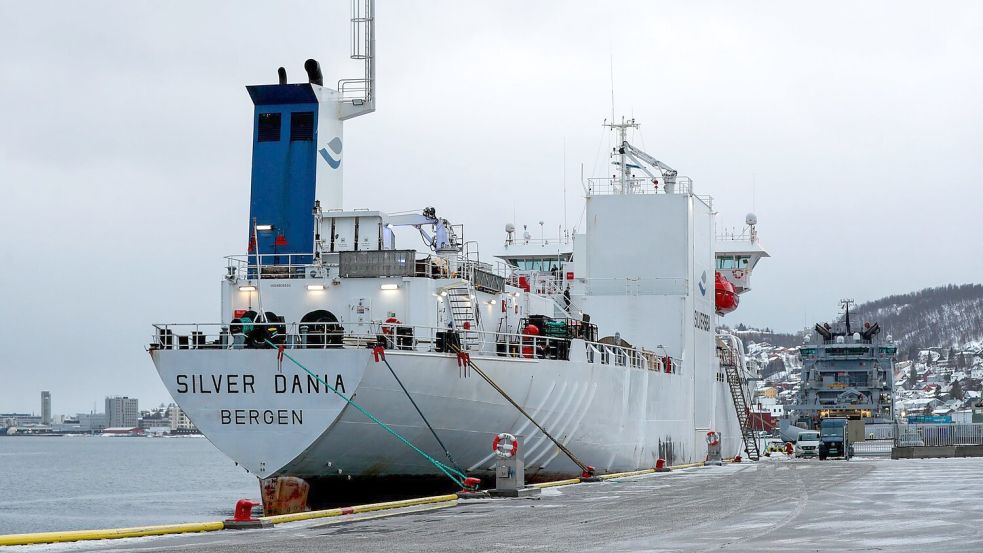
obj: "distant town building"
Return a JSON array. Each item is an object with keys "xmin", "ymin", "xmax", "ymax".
[
  {"xmin": 77, "ymin": 412, "xmax": 107, "ymax": 432},
  {"xmin": 102, "ymin": 427, "xmax": 144, "ymax": 437},
  {"xmin": 1, "ymin": 413, "xmax": 42, "ymax": 428},
  {"xmin": 41, "ymin": 391, "xmax": 51, "ymax": 425},
  {"xmin": 138, "ymin": 405, "xmax": 171, "ymax": 431},
  {"xmin": 105, "ymin": 396, "xmax": 139, "ymax": 428},
  {"xmin": 168, "ymin": 403, "xmax": 196, "ymax": 432}
]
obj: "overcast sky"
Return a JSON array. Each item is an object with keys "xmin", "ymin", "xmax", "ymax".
[{"xmin": 1, "ymin": 1, "xmax": 981, "ymax": 415}]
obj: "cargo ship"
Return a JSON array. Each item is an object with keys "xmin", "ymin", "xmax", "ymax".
[{"xmin": 149, "ymin": 1, "xmax": 769, "ymax": 511}]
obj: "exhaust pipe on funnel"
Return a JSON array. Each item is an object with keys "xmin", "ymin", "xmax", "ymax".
[{"xmin": 304, "ymin": 59, "xmax": 323, "ymax": 86}]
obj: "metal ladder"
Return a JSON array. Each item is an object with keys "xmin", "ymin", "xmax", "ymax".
[
  {"xmin": 445, "ymin": 285, "xmax": 478, "ymax": 348},
  {"xmin": 720, "ymin": 350, "xmax": 761, "ymax": 460}
]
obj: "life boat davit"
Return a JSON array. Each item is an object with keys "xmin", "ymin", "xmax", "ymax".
[{"xmin": 715, "ymin": 271, "xmax": 739, "ymax": 315}]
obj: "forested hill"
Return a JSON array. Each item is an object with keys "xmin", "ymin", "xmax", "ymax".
[
  {"xmin": 723, "ymin": 284, "xmax": 983, "ymax": 358},
  {"xmin": 841, "ymin": 284, "xmax": 983, "ymax": 353}
]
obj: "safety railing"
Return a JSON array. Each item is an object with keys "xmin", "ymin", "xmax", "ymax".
[
  {"xmin": 586, "ymin": 176, "xmax": 693, "ymax": 196},
  {"xmin": 150, "ymin": 322, "xmax": 678, "ymax": 373},
  {"xmin": 225, "ymin": 253, "xmax": 314, "ymax": 280},
  {"xmin": 894, "ymin": 424, "xmax": 983, "ymax": 447},
  {"xmin": 224, "ymin": 251, "xmax": 519, "ymax": 287}
]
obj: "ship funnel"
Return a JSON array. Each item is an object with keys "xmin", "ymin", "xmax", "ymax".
[
  {"xmin": 277, "ymin": 67, "xmax": 287, "ymax": 85},
  {"xmin": 304, "ymin": 59, "xmax": 323, "ymax": 86}
]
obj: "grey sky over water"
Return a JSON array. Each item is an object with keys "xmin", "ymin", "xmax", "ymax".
[{"xmin": 1, "ymin": 1, "xmax": 981, "ymax": 414}]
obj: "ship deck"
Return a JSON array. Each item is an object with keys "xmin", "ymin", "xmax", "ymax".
[{"xmin": 25, "ymin": 456, "xmax": 983, "ymax": 552}]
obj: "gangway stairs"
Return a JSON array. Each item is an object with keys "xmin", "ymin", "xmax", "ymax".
[
  {"xmin": 446, "ymin": 285, "xmax": 479, "ymax": 348},
  {"xmin": 720, "ymin": 349, "xmax": 761, "ymax": 461}
]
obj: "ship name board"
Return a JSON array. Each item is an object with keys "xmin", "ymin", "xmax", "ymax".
[
  {"xmin": 174, "ymin": 373, "xmax": 347, "ymax": 426},
  {"xmin": 175, "ymin": 373, "xmax": 346, "ymax": 394}
]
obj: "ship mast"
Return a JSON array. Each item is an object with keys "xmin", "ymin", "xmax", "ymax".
[
  {"xmin": 841, "ymin": 298, "xmax": 855, "ymax": 334},
  {"xmin": 604, "ymin": 117, "xmax": 638, "ymax": 194}
]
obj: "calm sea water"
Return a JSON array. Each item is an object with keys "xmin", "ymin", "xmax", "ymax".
[{"xmin": 0, "ymin": 436, "xmax": 257, "ymax": 535}]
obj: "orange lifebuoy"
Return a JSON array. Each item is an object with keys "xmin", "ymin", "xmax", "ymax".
[
  {"xmin": 492, "ymin": 433, "xmax": 518, "ymax": 458},
  {"xmin": 382, "ymin": 317, "xmax": 401, "ymax": 335}
]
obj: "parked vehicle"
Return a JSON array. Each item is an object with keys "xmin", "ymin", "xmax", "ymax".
[
  {"xmin": 819, "ymin": 418, "xmax": 853, "ymax": 460},
  {"xmin": 764, "ymin": 438, "xmax": 786, "ymax": 453},
  {"xmin": 794, "ymin": 431, "xmax": 821, "ymax": 458}
]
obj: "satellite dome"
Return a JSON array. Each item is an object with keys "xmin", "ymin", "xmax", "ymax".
[
  {"xmin": 746, "ymin": 213, "xmax": 758, "ymax": 226},
  {"xmin": 505, "ymin": 223, "xmax": 515, "ymax": 233}
]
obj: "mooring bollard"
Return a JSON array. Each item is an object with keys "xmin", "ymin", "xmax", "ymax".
[
  {"xmin": 224, "ymin": 499, "xmax": 271, "ymax": 529},
  {"xmin": 489, "ymin": 433, "xmax": 541, "ymax": 498}
]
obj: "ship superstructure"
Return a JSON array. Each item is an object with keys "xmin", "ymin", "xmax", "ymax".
[
  {"xmin": 789, "ymin": 300, "xmax": 898, "ymax": 429},
  {"xmin": 149, "ymin": 1, "xmax": 769, "ymax": 511}
]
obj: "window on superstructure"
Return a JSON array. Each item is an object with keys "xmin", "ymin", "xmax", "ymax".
[
  {"xmin": 290, "ymin": 112, "xmax": 315, "ymax": 141},
  {"xmin": 257, "ymin": 113, "xmax": 281, "ymax": 142}
]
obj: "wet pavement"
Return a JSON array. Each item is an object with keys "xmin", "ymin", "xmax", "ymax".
[{"xmin": 13, "ymin": 456, "xmax": 983, "ymax": 552}]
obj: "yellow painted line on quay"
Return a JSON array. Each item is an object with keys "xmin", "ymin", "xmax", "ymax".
[
  {"xmin": 0, "ymin": 521, "xmax": 225, "ymax": 547},
  {"xmin": 308, "ymin": 501, "xmax": 458, "ymax": 528},
  {"xmin": 260, "ymin": 493, "xmax": 460, "ymax": 525}
]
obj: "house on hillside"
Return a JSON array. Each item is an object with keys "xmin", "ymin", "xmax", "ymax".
[{"xmin": 900, "ymin": 398, "xmax": 942, "ymax": 416}]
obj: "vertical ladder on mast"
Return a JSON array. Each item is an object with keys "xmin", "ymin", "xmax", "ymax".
[
  {"xmin": 721, "ymin": 348, "xmax": 761, "ymax": 461},
  {"xmin": 338, "ymin": 0, "xmax": 375, "ymax": 120}
]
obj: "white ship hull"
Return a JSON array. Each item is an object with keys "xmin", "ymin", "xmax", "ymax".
[{"xmin": 152, "ymin": 346, "xmax": 746, "ymax": 481}]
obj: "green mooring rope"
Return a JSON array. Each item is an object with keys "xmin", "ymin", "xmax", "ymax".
[{"xmin": 265, "ymin": 340, "xmax": 468, "ymax": 488}]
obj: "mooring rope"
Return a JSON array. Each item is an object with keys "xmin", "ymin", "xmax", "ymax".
[
  {"xmin": 265, "ymin": 340, "xmax": 468, "ymax": 488},
  {"xmin": 377, "ymin": 352, "xmax": 464, "ymax": 474},
  {"xmin": 450, "ymin": 344, "xmax": 595, "ymax": 476}
]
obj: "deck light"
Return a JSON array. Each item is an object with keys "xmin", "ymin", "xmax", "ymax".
[
  {"xmin": 255, "ymin": 224, "xmax": 273, "ymax": 231},
  {"xmin": 307, "ymin": 284, "xmax": 325, "ymax": 291},
  {"xmin": 239, "ymin": 285, "xmax": 257, "ymax": 292},
  {"xmin": 381, "ymin": 284, "xmax": 399, "ymax": 290}
]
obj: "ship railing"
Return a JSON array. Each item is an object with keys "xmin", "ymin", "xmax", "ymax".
[
  {"xmin": 502, "ymin": 236, "xmax": 573, "ymax": 247},
  {"xmin": 716, "ymin": 225, "xmax": 759, "ymax": 243},
  {"xmin": 225, "ymin": 254, "xmax": 315, "ymax": 280},
  {"xmin": 586, "ymin": 176, "xmax": 692, "ymax": 196},
  {"xmin": 224, "ymin": 251, "xmax": 519, "ymax": 287},
  {"xmin": 149, "ymin": 323, "xmax": 677, "ymax": 373},
  {"xmin": 894, "ymin": 423, "xmax": 983, "ymax": 447}
]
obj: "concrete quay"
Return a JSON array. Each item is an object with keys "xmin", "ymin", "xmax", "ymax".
[{"xmin": 7, "ymin": 457, "xmax": 983, "ymax": 553}]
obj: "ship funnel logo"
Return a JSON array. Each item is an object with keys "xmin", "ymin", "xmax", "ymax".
[
  {"xmin": 319, "ymin": 137, "xmax": 343, "ymax": 169},
  {"xmin": 698, "ymin": 270, "xmax": 708, "ymax": 296}
]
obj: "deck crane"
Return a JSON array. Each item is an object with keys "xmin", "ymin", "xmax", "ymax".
[
  {"xmin": 618, "ymin": 140, "xmax": 678, "ymax": 193},
  {"xmin": 386, "ymin": 207, "xmax": 457, "ymax": 252}
]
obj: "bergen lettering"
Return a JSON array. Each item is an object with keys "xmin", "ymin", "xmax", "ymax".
[{"xmin": 221, "ymin": 409, "xmax": 303, "ymax": 425}]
